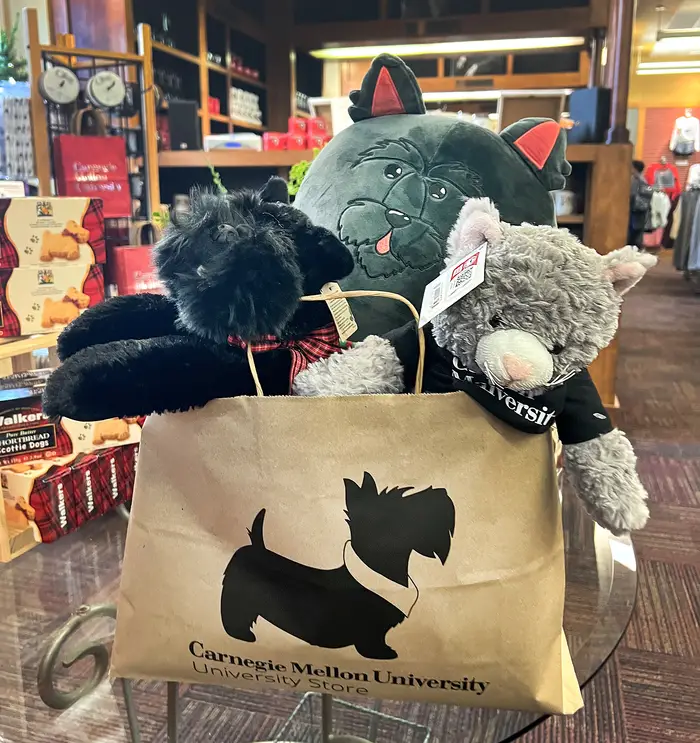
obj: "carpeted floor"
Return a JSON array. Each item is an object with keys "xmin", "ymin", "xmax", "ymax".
[{"xmin": 522, "ymin": 251, "xmax": 700, "ymax": 743}]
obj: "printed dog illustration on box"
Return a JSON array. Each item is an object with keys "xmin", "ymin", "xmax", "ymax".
[{"xmin": 220, "ymin": 472, "xmax": 455, "ymax": 660}]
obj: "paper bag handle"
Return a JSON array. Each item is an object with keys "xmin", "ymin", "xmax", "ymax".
[
  {"xmin": 245, "ymin": 290, "xmax": 425, "ymax": 397},
  {"xmin": 131, "ymin": 222, "xmax": 162, "ymax": 246},
  {"xmin": 70, "ymin": 107, "xmax": 108, "ymax": 137}
]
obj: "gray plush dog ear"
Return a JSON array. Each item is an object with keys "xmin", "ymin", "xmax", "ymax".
[
  {"xmin": 500, "ymin": 118, "xmax": 572, "ymax": 191},
  {"xmin": 602, "ymin": 246, "xmax": 658, "ymax": 295},
  {"xmin": 446, "ymin": 198, "xmax": 503, "ymax": 261}
]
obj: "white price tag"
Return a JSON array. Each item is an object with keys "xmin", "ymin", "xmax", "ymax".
[
  {"xmin": 321, "ymin": 282, "xmax": 358, "ymax": 342},
  {"xmin": 419, "ymin": 244, "xmax": 487, "ymax": 328}
]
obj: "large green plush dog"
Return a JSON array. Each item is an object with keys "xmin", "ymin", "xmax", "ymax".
[{"xmin": 295, "ymin": 54, "xmax": 571, "ymax": 336}]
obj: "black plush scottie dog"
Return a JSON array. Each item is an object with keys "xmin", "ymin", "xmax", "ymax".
[
  {"xmin": 220, "ymin": 472, "xmax": 455, "ymax": 660},
  {"xmin": 42, "ymin": 177, "xmax": 355, "ymax": 421}
]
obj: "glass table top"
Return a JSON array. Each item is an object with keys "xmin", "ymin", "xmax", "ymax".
[{"xmin": 0, "ymin": 484, "xmax": 637, "ymax": 743}]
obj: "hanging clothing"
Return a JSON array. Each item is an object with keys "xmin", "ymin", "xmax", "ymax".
[
  {"xmin": 689, "ymin": 204, "xmax": 700, "ymax": 272},
  {"xmin": 688, "ymin": 163, "xmax": 700, "ymax": 188},
  {"xmin": 667, "ymin": 197, "xmax": 682, "ymax": 243},
  {"xmin": 670, "ymin": 115, "xmax": 700, "ymax": 156},
  {"xmin": 645, "ymin": 162, "xmax": 681, "ymax": 200},
  {"xmin": 672, "ymin": 189, "xmax": 700, "ymax": 271},
  {"xmin": 646, "ymin": 190, "xmax": 672, "ymax": 230}
]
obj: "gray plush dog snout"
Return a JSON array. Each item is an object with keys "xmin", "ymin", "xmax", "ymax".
[{"xmin": 475, "ymin": 328, "xmax": 553, "ymax": 391}]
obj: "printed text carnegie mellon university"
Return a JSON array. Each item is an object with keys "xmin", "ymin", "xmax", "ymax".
[{"xmin": 188, "ymin": 641, "xmax": 490, "ymax": 695}]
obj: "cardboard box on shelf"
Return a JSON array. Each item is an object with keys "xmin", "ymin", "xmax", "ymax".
[
  {"xmin": 0, "ymin": 197, "xmax": 105, "ymax": 268},
  {"xmin": 0, "ymin": 371, "xmax": 143, "ymax": 466},
  {"xmin": 0, "ymin": 264, "xmax": 104, "ymax": 337},
  {"xmin": 0, "ymin": 444, "xmax": 137, "ymax": 548},
  {"xmin": 1, "ymin": 455, "xmax": 77, "ymax": 544}
]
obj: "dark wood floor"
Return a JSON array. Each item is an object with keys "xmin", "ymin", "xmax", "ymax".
[
  {"xmin": 522, "ymin": 251, "xmax": 700, "ymax": 743},
  {"xmin": 0, "ymin": 252, "xmax": 697, "ymax": 743}
]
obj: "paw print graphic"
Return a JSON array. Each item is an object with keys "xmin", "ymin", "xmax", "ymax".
[
  {"xmin": 78, "ymin": 433, "xmax": 86, "ymax": 441},
  {"xmin": 32, "ymin": 303, "xmax": 40, "ymax": 311},
  {"xmin": 25, "ymin": 314, "xmax": 35, "ymax": 322},
  {"xmin": 24, "ymin": 246, "xmax": 34, "ymax": 255},
  {"xmin": 83, "ymin": 423, "xmax": 90, "ymax": 430},
  {"xmin": 30, "ymin": 235, "xmax": 39, "ymax": 244}
]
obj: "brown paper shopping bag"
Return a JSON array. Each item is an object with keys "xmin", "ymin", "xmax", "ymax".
[{"xmin": 111, "ymin": 292, "xmax": 583, "ymax": 715}]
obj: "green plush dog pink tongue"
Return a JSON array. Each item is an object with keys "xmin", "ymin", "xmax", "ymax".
[{"xmin": 376, "ymin": 230, "xmax": 392, "ymax": 254}]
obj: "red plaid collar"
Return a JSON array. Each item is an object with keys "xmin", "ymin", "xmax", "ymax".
[{"xmin": 228, "ymin": 323, "xmax": 346, "ymax": 393}]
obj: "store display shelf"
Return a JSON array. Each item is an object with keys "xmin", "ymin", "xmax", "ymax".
[
  {"xmin": 159, "ymin": 150, "xmax": 315, "ymax": 168},
  {"xmin": 209, "ymin": 113, "xmax": 230, "ymax": 124},
  {"xmin": 294, "ymin": 109, "xmax": 312, "ymax": 119},
  {"xmin": 230, "ymin": 69, "xmax": 267, "ymax": 90},
  {"xmin": 152, "ymin": 41, "xmax": 199, "ymax": 66},
  {"xmin": 230, "ymin": 117, "xmax": 266, "ymax": 132},
  {"xmin": 557, "ymin": 214, "xmax": 585, "ymax": 224},
  {"xmin": 0, "ymin": 332, "xmax": 59, "ymax": 361}
]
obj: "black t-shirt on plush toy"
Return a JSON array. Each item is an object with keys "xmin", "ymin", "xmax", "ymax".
[{"xmin": 387, "ymin": 322, "xmax": 613, "ymax": 446}]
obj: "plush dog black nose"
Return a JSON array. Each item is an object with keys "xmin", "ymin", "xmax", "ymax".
[{"xmin": 385, "ymin": 208, "xmax": 412, "ymax": 228}]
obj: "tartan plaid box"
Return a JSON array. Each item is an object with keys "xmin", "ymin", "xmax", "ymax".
[
  {"xmin": 0, "ymin": 197, "xmax": 105, "ymax": 268},
  {"xmin": 1, "ymin": 456, "xmax": 77, "ymax": 543},
  {"xmin": 33, "ymin": 463, "xmax": 81, "ymax": 542},
  {"xmin": 0, "ymin": 264, "xmax": 104, "ymax": 338},
  {"xmin": 94, "ymin": 446, "xmax": 128, "ymax": 514},
  {"xmin": 70, "ymin": 452, "xmax": 103, "ymax": 523},
  {"xmin": 120, "ymin": 443, "xmax": 139, "ymax": 502}
]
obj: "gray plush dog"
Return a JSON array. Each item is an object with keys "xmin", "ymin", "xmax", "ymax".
[{"xmin": 294, "ymin": 199, "xmax": 656, "ymax": 536}]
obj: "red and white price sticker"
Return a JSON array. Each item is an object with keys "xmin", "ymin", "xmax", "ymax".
[{"xmin": 419, "ymin": 243, "xmax": 487, "ymax": 327}]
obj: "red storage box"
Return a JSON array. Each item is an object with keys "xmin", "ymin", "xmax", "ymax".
[
  {"xmin": 108, "ymin": 244, "xmax": 163, "ymax": 296},
  {"xmin": 288, "ymin": 116, "xmax": 308, "ymax": 135},
  {"xmin": 287, "ymin": 133, "xmax": 307, "ymax": 150},
  {"xmin": 308, "ymin": 117, "xmax": 327, "ymax": 137},
  {"xmin": 263, "ymin": 132, "xmax": 288, "ymax": 151}
]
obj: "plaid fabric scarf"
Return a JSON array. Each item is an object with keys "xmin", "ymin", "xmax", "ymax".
[{"xmin": 228, "ymin": 323, "xmax": 346, "ymax": 393}]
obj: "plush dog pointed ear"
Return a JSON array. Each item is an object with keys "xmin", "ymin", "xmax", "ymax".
[
  {"xmin": 260, "ymin": 176, "xmax": 289, "ymax": 204},
  {"xmin": 602, "ymin": 246, "xmax": 657, "ymax": 295},
  {"xmin": 500, "ymin": 118, "xmax": 572, "ymax": 191},
  {"xmin": 348, "ymin": 54, "xmax": 426, "ymax": 123}
]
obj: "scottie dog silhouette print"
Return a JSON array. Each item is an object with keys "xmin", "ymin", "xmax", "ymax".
[{"xmin": 220, "ymin": 472, "xmax": 455, "ymax": 660}]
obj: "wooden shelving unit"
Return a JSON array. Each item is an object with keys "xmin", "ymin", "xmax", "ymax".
[
  {"xmin": 136, "ymin": 0, "xmax": 280, "ymax": 138},
  {"xmin": 557, "ymin": 142, "xmax": 633, "ymax": 408},
  {"xmin": 159, "ymin": 150, "xmax": 314, "ymax": 168},
  {"xmin": 557, "ymin": 214, "xmax": 585, "ymax": 225},
  {"xmin": 152, "ymin": 40, "xmax": 200, "ymax": 66}
]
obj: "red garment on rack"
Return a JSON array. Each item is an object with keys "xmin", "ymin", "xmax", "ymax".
[{"xmin": 645, "ymin": 163, "xmax": 681, "ymax": 200}]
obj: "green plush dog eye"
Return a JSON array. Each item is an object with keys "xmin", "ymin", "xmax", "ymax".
[
  {"xmin": 429, "ymin": 182, "xmax": 448, "ymax": 200},
  {"xmin": 384, "ymin": 164, "xmax": 403, "ymax": 180}
]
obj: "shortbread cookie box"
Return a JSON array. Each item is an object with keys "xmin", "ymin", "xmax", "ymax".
[
  {"xmin": 0, "ymin": 373, "xmax": 142, "ymax": 466},
  {"xmin": 0, "ymin": 263, "xmax": 104, "ymax": 337},
  {"xmin": 0, "ymin": 197, "xmax": 105, "ymax": 268}
]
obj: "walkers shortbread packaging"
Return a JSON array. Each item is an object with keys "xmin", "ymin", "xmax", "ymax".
[
  {"xmin": 1, "ymin": 446, "xmax": 137, "ymax": 543},
  {"xmin": 0, "ymin": 197, "xmax": 105, "ymax": 268},
  {"xmin": 0, "ymin": 263, "xmax": 104, "ymax": 337},
  {"xmin": 0, "ymin": 372, "xmax": 142, "ymax": 466}
]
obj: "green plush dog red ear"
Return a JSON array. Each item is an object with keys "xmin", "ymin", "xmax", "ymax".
[
  {"xmin": 500, "ymin": 118, "xmax": 572, "ymax": 191},
  {"xmin": 348, "ymin": 54, "xmax": 426, "ymax": 123}
]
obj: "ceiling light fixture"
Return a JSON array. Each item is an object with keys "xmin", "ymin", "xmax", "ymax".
[
  {"xmin": 638, "ymin": 60, "xmax": 700, "ymax": 69},
  {"xmin": 637, "ymin": 67, "xmax": 700, "ymax": 75},
  {"xmin": 422, "ymin": 88, "xmax": 572, "ymax": 102},
  {"xmin": 653, "ymin": 29, "xmax": 700, "ymax": 54},
  {"xmin": 310, "ymin": 37, "xmax": 586, "ymax": 60}
]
